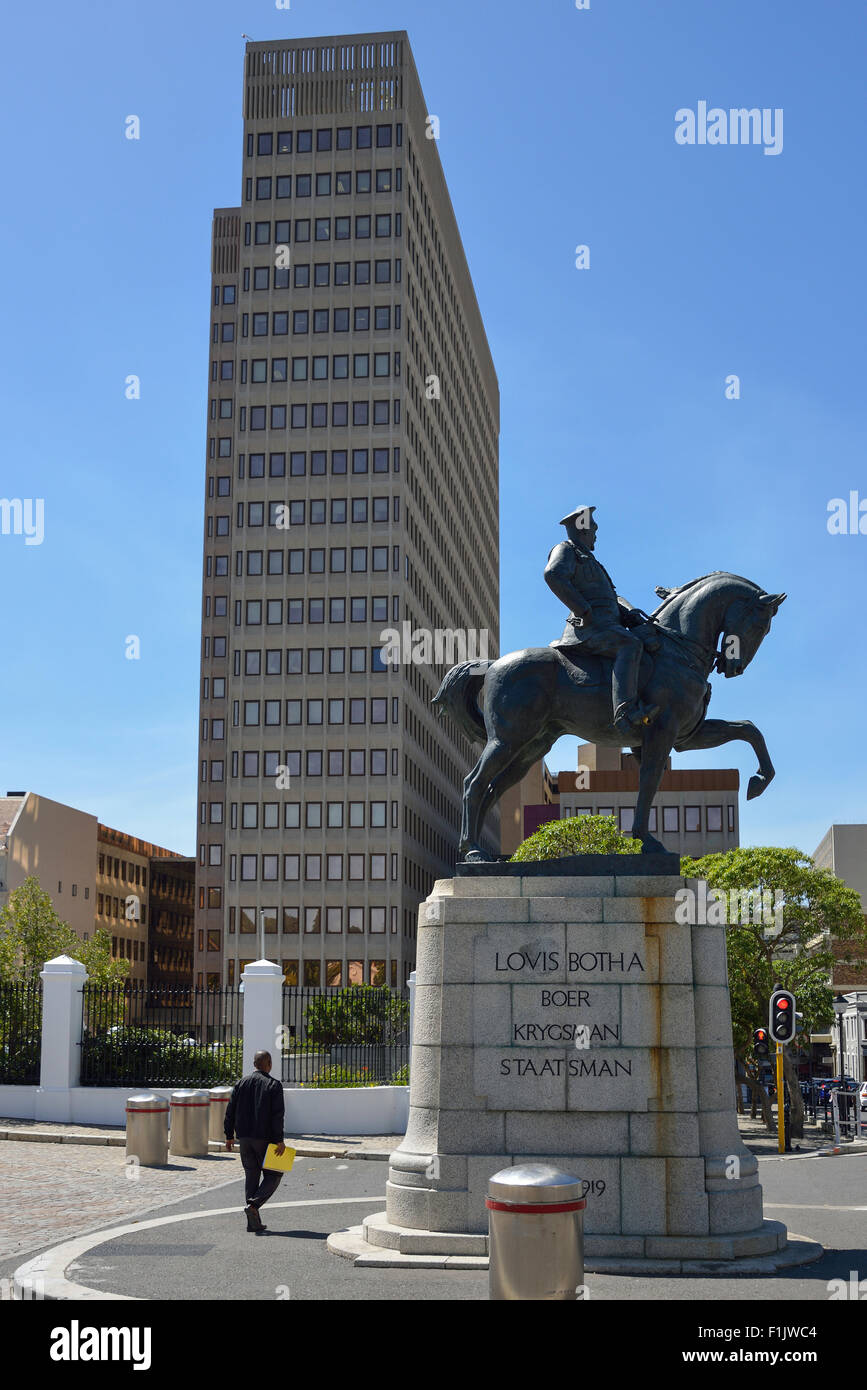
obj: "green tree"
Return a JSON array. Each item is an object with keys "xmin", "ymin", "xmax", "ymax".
[
  {"xmin": 681, "ymin": 847, "xmax": 867, "ymax": 1136},
  {"xmin": 511, "ymin": 814, "xmax": 641, "ymax": 861},
  {"xmin": 0, "ymin": 876, "xmax": 129, "ymax": 986}
]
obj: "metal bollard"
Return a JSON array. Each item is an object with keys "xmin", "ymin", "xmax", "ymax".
[
  {"xmin": 487, "ymin": 1164, "xmax": 585, "ymax": 1301},
  {"xmin": 209, "ymin": 1086, "xmax": 233, "ymax": 1143},
  {"xmin": 169, "ymin": 1089, "xmax": 211, "ymax": 1158},
  {"xmin": 125, "ymin": 1093, "xmax": 169, "ymax": 1167}
]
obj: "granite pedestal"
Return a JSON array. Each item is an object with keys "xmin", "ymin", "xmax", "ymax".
[{"xmin": 330, "ymin": 865, "xmax": 819, "ymax": 1274}]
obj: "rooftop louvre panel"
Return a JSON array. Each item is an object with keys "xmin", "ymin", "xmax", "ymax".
[{"xmin": 244, "ymin": 35, "xmax": 404, "ymax": 119}]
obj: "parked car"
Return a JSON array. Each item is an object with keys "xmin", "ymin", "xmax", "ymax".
[{"xmin": 859, "ymin": 1080, "xmax": 867, "ymax": 1110}]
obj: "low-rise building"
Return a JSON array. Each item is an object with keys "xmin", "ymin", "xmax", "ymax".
[
  {"xmin": 0, "ymin": 790, "xmax": 192, "ymax": 989},
  {"xmin": 812, "ymin": 825, "xmax": 867, "ymax": 990},
  {"xmin": 501, "ymin": 745, "xmax": 739, "ymax": 859},
  {"xmin": 0, "ymin": 792, "xmax": 97, "ymax": 939},
  {"xmin": 149, "ymin": 856, "xmax": 195, "ymax": 990}
]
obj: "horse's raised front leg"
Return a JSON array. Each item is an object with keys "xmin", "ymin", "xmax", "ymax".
[
  {"xmin": 631, "ymin": 725, "xmax": 674, "ymax": 853},
  {"xmin": 677, "ymin": 718, "xmax": 775, "ymax": 800}
]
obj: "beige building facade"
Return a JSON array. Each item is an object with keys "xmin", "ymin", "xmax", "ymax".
[
  {"xmin": 812, "ymin": 825, "xmax": 867, "ymax": 990},
  {"xmin": 0, "ymin": 791, "xmax": 191, "ymax": 987},
  {"xmin": 0, "ymin": 792, "xmax": 97, "ymax": 939},
  {"xmin": 500, "ymin": 744, "xmax": 740, "ymax": 859},
  {"xmin": 195, "ymin": 33, "xmax": 500, "ymax": 991}
]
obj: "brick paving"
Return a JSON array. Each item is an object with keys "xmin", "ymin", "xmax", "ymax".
[{"xmin": 0, "ymin": 1140, "xmax": 242, "ymax": 1263}]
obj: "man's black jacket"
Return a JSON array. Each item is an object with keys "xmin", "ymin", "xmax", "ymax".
[{"xmin": 224, "ymin": 1069, "xmax": 284, "ymax": 1143}]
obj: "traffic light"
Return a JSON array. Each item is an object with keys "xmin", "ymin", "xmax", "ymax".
[
  {"xmin": 769, "ymin": 988, "xmax": 796, "ymax": 1044},
  {"xmin": 753, "ymin": 1027, "xmax": 770, "ymax": 1058}
]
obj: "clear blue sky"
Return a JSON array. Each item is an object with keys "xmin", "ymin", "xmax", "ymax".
[{"xmin": 2, "ymin": 0, "xmax": 864, "ymax": 856}]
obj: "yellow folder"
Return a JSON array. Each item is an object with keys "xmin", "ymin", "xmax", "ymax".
[{"xmin": 263, "ymin": 1143, "xmax": 296, "ymax": 1172}]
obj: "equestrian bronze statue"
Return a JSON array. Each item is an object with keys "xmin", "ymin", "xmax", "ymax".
[{"xmin": 432, "ymin": 505, "xmax": 786, "ymax": 862}]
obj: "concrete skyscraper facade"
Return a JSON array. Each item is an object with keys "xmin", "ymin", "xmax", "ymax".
[{"xmin": 195, "ymin": 33, "xmax": 500, "ymax": 992}]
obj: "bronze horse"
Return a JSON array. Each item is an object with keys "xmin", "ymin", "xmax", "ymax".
[{"xmin": 432, "ymin": 572, "xmax": 786, "ymax": 861}]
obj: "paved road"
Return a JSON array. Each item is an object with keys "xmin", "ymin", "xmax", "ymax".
[{"xmin": 4, "ymin": 1149, "xmax": 866, "ymax": 1301}]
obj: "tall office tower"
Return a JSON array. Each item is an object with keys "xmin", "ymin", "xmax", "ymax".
[{"xmin": 195, "ymin": 33, "xmax": 499, "ymax": 993}]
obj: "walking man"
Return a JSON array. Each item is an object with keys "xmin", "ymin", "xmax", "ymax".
[{"xmin": 225, "ymin": 1050, "xmax": 286, "ymax": 1232}]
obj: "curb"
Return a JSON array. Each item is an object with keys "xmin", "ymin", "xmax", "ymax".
[
  {"xmin": 0, "ymin": 1129, "xmax": 126, "ymax": 1148},
  {"xmin": 0, "ymin": 1129, "xmax": 393, "ymax": 1160}
]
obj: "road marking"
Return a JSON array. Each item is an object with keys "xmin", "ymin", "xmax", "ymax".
[
  {"xmin": 14, "ymin": 1195, "xmax": 385, "ymax": 1302},
  {"xmin": 764, "ymin": 1203, "xmax": 867, "ymax": 1212}
]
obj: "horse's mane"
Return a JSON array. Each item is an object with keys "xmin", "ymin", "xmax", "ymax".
[{"xmin": 650, "ymin": 571, "xmax": 763, "ymax": 620}]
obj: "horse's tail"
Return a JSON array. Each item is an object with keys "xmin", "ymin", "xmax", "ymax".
[{"xmin": 431, "ymin": 660, "xmax": 491, "ymax": 742}]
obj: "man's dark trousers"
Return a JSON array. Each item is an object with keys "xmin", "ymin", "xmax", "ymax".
[{"xmin": 239, "ymin": 1138, "xmax": 283, "ymax": 1209}]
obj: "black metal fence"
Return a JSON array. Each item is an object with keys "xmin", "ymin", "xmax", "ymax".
[
  {"xmin": 0, "ymin": 979, "xmax": 42, "ymax": 1084},
  {"xmin": 80, "ymin": 982, "xmax": 243, "ymax": 1087},
  {"xmin": 280, "ymin": 985, "xmax": 410, "ymax": 1086}
]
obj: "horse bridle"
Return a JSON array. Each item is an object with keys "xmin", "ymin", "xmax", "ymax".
[{"xmin": 647, "ymin": 619, "xmax": 719, "ymax": 676}]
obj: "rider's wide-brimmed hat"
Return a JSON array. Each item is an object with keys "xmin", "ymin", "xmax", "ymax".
[{"xmin": 559, "ymin": 505, "xmax": 596, "ymax": 528}]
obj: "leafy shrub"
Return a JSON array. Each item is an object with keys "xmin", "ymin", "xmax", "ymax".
[
  {"xmin": 307, "ymin": 1063, "xmax": 377, "ymax": 1089},
  {"xmin": 303, "ymin": 984, "xmax": 409, "ymax": 1047},
  {"xmin": 0, "ymin": 1028, "xmax": 41, "ymax": 1082},
  {"xmin": 80, "ymin": 1027, "xmax": 242, "ymax": 1086},
  {"xmin": 389, "ymin": 1063, "xmax": 410, "ymax": 1085},
  {"xmin": 511, "ymin": 814, "xmax": 641, "ymax": 861}
]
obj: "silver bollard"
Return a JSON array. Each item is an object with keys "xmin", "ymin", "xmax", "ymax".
[
  {"xmin": 209, "ymin": 1086, "xmax": 233, "ymax": 1143},
  {"xmin": 125, "ymin": 1093, "xmax": 169, "ymax": 1167},
  {"xmin": 169, "ymin": 1089, "xmax": 211, "ymax": 1158},
  {"xmin": 487, "ymin": 1164, "xmax": 585, "ymax": 1301}
]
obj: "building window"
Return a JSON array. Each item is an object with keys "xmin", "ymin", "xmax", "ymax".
[
  {"xmin": 706, "ymin": 805, "xmax": 723, "ymax": 833},
  {"xmin": 662, "ymin": 806, "xmax": 679, "ymax": 833},
  {"xmin": 684, "ymin": 806, "xmax": 701, "ymax": 833}
]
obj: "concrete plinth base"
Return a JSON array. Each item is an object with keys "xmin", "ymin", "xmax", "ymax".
[
  {"xmin": 329, "ymin": 1213, "xmax": 823, "ymax": 1275},
  {"xmin": 329, "ymin": 870, "xmax": 804, "ymax": 1276}
]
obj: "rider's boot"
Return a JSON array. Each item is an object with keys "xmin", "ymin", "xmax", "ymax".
[{"xmin": 614, "ymin": 699, "xmax": 660, "ymax": 741}]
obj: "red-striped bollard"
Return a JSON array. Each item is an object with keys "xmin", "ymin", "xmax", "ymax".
[
  {"xmin": 486, "ymin": 1165, "xmax": 585, "ymax": 1300},
  {"xmin": 169, "ymin": 1089, "xmax": 211, "ymax": 1158},
  {"xmin": 209, "ymin": 1086, "xmax": 233, "ymax": 1142},
  {"xmin": 125, "ymin": 1094, "xmax": 169, "ymax": 1166}
]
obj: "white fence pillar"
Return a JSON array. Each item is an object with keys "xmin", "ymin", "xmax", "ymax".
[
  {"xmin": 36, "ymin": 954, "xmax": 87, "ymax": 1123},
  {"xmin": 241, "ymin": 959, "xmax": 284, "ymax": 1080}
]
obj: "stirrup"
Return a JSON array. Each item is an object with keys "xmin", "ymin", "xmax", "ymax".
[{"xmin": 613, "ymin": 703, "xmax": 642, "ymax": 738}]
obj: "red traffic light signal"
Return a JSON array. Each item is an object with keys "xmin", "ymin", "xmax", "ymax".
[
  {"xmin": 769, "ymin": 989, "xmax": 796, "ymax": 1044},
  {"xmin": 753, "ymin": 1027, "xmax": 770, "ymax": 1057}
]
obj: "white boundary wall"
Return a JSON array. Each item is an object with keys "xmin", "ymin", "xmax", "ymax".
[
  {"xmin": 0, "ymin": 956, "xmax": 412, "ymax": 1136},
  {"xmin": 0, "ymin": 1083, "xmax": 409, "ymax": 1134}
]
